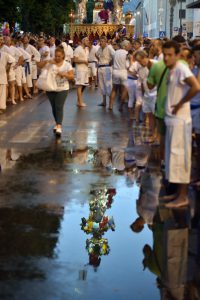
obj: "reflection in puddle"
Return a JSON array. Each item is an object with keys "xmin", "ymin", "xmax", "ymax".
[{"xmin": 81, "ymin": 188, "xmax": 116, "ymax": 269}]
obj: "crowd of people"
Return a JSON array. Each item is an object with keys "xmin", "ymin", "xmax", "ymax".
[{"xmin": 0, "ymin": 30, "xmax": 200, "ymax": 207}]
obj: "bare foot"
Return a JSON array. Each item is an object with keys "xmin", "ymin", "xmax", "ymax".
[
  {"xmin": 77, "ymin": 103, "xmax": 87, "ymax": 107},
  {"xmin": 159, "ymin": 194, "xmax": 178, "ymax": 202},
  {"xmin": 165, "ymin": 197, "xmax": 189, "ymax": 208}
]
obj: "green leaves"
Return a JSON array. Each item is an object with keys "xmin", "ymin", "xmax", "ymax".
[{"xmin": 0, "ymin": 0, "xmax": 75, "ymax": 34}]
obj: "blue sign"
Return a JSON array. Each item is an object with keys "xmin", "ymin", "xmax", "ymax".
[
  {"xmin": 143, "ymin": 33, "xmax": 148, "ymax": 37},
  {"xmin": 159, "ymin": 31, "xmax": 166, "ymax": 38}
]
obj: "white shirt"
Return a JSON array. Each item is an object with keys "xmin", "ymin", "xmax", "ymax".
[
  {"xmin": 21, "ymin": 44, "xmax": 41, "ymax": 62},
  {"xmin": 62, "ymin": 42, "xmax": 73, "ymax": 63},
  {"xmin": 96, "ymin": 45, "xmax": 115, "ymax": 65},
  {"xmin": 113, "ymin": 49, "xmax": 129, "ymax": 71},
  {"xmin": 128, "ymin": 61, "xmax": 139, "ymax": 78},
  {"xmin": 138, "ymin": 60, "xmax": 157, "ymax": 98},
  {"xmin": 39, "ymin": 45, "xmax": 50, "ymax": 61},
  {"xmin": 47, "ymin": 61, "xmax": 73, "ymax": 91},
  {"xmin": 17, "ymin": 47, "xmax": 31, "ymax": 62},
  {"xmin": 1, "ymin": 45, "xmax": 22, "ymax": 62},
  {"xmin": 88, "ymin": 45, "xmax": 99, "ymax": 62},
  {"xmin": 73, "ymin": 45, "xmax": 89, "ymax": 71},
  {"xmin": 166, "ymin": 61, "xmax": 194, "ymax": 120},
  {"xmin": 50, "ymin": 44, "xmax": 56, "ymax": 58},
  {"xmin": 0, "ymin": 51, "xmax": 15, "ymax": 84},
  {"xmin": 154, "ymin": 53, "xmax": 164, "ymax": 62}
]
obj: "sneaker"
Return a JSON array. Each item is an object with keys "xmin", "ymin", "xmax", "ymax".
[
  {"xmin": 53, "ymin": 126, "xmax": 57, "ymax": 133},
  {"xmin": 56, "ymin": 127, "xmax": 62, "ymax": 137}
]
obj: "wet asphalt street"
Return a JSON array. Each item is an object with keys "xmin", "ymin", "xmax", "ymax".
[{"xmin": 0, "ymin": 87, "xmax": 200, "ymax": 300}]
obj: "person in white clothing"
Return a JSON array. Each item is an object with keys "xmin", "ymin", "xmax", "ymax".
[
  {"xmin": 38, "ymin": 36, "xmax": 50, "ymax": 61},
  {"xmin": 21, "ymin": 35, "xmax": 41, "ymax": 94},
  {"xmin": 0, "ymin": 35, "xmax": 15, "ymax": 112},
  {"xmin": 127, "ymin": 52, "xmax": 139, "ymax": 119},
  {"xmin": 16, "ymin": 45, "xmax": 33, "ymax": 99},
  {"xmin": 96, "ymin": 36, "xmax": 115, "ymax": 107},
  {"xmin": 3, "ymin": 36, "xmax": 24, "ymax": 104},
  {"xmin": 49, "ymin": 36, "xmax": 56, "ymax": 58},
  {"xmin": 61, "ymin": 41, "xmax": 73, "ymax": 64},
  {"xmin": 73, "ymin": 37, "xmax": 89, "ymax": 107},
  {"xmin": 162, "ymin": 41, "xmax": 200, "ymax": 208},
  {"xmin": 109, "ymin": 40, "xmax": 131, "ymax": 111},
  {"xmin": 135, "ymin": 50, "xmax": 157, "ymax": 142},
  {"xmin": 152, "ymin": 39, "xmax": 164, "ymax": 61},
  {"xmin": 88, "ymin": 41, "xmax": 99, "ymax": 87}
]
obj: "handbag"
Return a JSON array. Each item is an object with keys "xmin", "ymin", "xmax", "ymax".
[{"xmin": 36, "ymin": 65, "xmax": 57, "ymax": 91}]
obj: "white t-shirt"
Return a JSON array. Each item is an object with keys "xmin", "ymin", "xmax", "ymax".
[
  {"xmin": 154, "ymin": 53, "xmax": 164, "ymax": 62},
  {"xmin": 50, "ymin": 61, "xmax": 73, "ymax": 91},
  {"xmin": 88, "ymin": 45, "xmax": 99, "ymax": 62},
  {"xmin": 17, "ymin": 47, "xmax": 31, "ymax": 62},
  {"xmin": 138, "ymin": 60, "xmax": 157, "ymax": 98},
  {"xmin": 113, "ymin": 49, "xmax": 129, "ymax": 71},
  {"xmin": 1, "ymin": 45, "xmax": 22, "ymax": 62},
  {"xmin": 166, "ymin": 61, "xmax": 194, "ymax": 120},
  {"xmin": 39, "ymin": 45, "xmax": 50, "ymax": 61},
  {"xmin": 0, "ymin": 51, "xmax": 15, "ymax": 84},
  {"xmin": 22, "ymin": 44, "xmax": 41, "ymax": 62},
  {"xmin": 73, "ymin": 45, "xmax": 89, "ymax": 71},
  {"xmin": 50, "ymin": 44, "xmax": 56, "ymax": 58},
  {"xmin": 61, "ymin": 42, "xmax": 73, "ymax": 63}
]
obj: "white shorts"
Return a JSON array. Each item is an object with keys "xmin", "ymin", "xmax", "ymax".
[
  {"xmin": 112, "ymin": 70, "xmax": 127, "ymax": 86},
  {"xmin": 75, "ymin": 70, "xmax": 89, "ymax": 86},
  {"xmin": 191, "ymin": 107, "xmax": 200, "ymax": 134},
  {"xmin": 0, "ymin": 84, "xmax": 7, "ymax": 110},
  {"xmin": 142, "ymin": 95, "xmax": 156, "ymax": 113},
  {"xmin": 88, "ymin": 62, "xmax": 97, "ymax": 77},
  {"xmin": 136, "ymin": 85, "xmax": 143, "ymax": 106},
  {"xmin": 15, "ymin": 66, "xmax": 23, "ymax": 87}
]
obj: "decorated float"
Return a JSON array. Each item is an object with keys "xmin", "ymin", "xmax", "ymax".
[{"xmin": 69, "ymin": 0, "xmax": 134, "ymax": 41}]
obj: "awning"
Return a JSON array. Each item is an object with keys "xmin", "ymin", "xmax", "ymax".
[{"xmin": 187, "ymin": 0, "xmax": 200, "ymax": 8}]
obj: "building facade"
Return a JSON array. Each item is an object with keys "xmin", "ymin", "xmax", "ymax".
[{"xmin": 130, "ymin": 0, "xmax": 200, "ymax": 38}]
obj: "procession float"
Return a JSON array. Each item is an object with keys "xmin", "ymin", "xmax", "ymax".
[{"xmin": 68, "ymin": 0, "xmax": 134, "ymax": 41}]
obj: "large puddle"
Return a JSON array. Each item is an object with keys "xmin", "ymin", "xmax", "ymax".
[{"xmin": 0, "ymin": 133, "xmax": 199, "ymax": 299}]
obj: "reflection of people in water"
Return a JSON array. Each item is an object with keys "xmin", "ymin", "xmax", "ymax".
[
  {"xmin": 143, "ymin": 207, "xmax": 189, "ymax": 300},
  {"xmin": 130, "ymin": 167, "xmax": 162, "ymax": 232}
]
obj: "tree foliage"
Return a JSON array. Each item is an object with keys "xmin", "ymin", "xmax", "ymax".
[{"xmin": 0, "ymin": 0, "xmax": 75, "ymax": 34}]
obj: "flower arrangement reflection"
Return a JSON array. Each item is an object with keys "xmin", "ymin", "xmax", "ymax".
[{"xmin": 81, "ymin": 188, "xmax": 116, "ymax": 268}]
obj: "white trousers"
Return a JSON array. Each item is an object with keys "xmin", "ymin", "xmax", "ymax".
[
  {"xmin": 127, "ymin": 78, "xmax": 137, "ymax": 108},
  {"xmin": 165, "ymin": 116, "xmax": 192, "ymax": 184},
  {"xmin": 98, "ymin": 67, "xmax": 112, "ymax": 96}
]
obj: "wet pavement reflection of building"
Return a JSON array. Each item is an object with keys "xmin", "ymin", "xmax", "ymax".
[{"xmin": 0, "ymin": 89, "xmax": 199, "ymax": 300}]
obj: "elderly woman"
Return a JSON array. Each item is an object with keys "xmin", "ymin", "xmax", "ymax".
[{"xmin": 37, "ymin": 46, "xmax": 74, "ymax": 137}]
